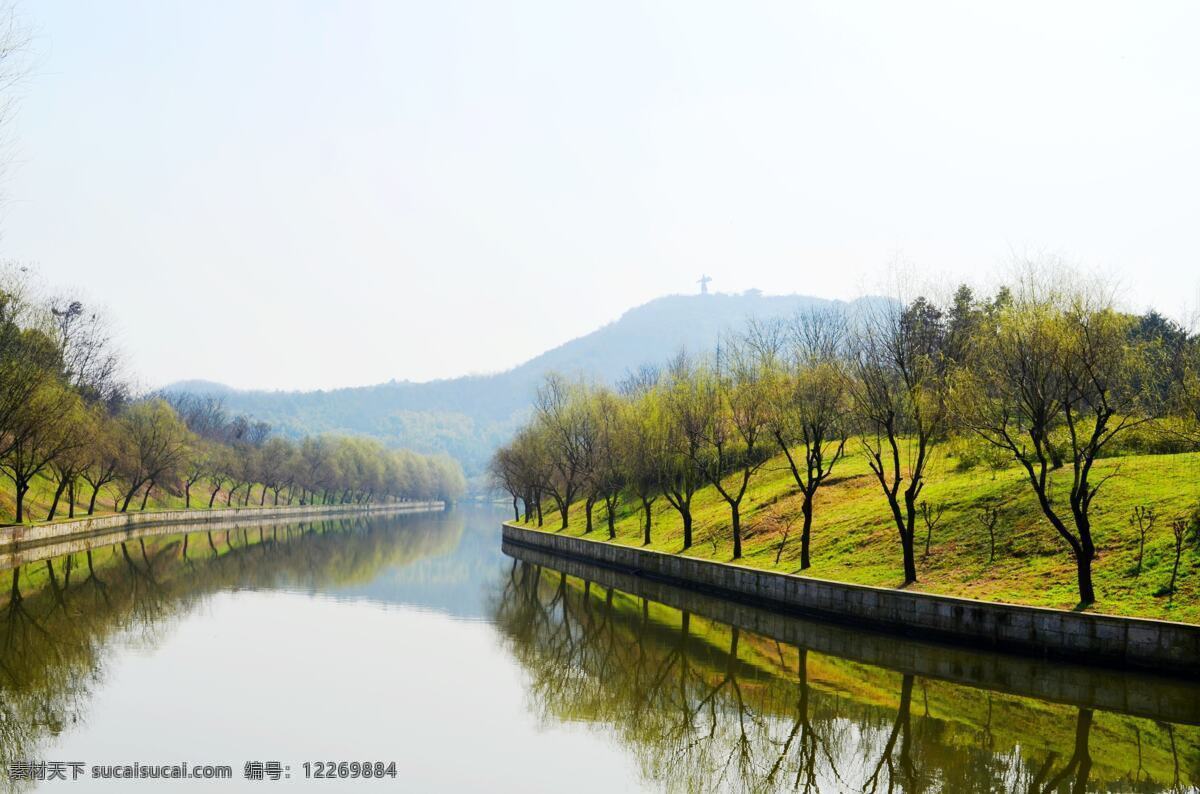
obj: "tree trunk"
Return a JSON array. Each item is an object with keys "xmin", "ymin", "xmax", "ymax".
[
  {"xmin": 15, "ymin": 481, "xmax": 27, "ymax": 523},
  {"xmin": 120, "ymin": 486, "xmax": 137, "ymax": 513},
  {"xmin": 901, "ymin": 493, "xmax": 919, "ymax": 585},
  {"xmin": 260, "ymin": 487, "xmax": 267, "ymax": 506},
  {"xmin": 901, "ymin": 529, "xmax": 917, "ymax": 585},
  {"xmin": 140, "ymin": 481, "xmax": 154, "ymax": 511},
  {"xmin": 584, "ymin": 496, "xmax": 595, "ymax": 533},
  {"xmin": 47, "ymin": 477, "xmax": 69, "ymax": 521},
  {"xmin": 681, "ymin": 510, "xmax": 692, "ymax": 550},
  {"xmin": 88, "ymin": 483, "xmax": 101, "ymax": 515},
  {"xmin": 1076, "ymin": 549, "xmax": 1096, "ymax": 606},
  {"xmin": 67, "ymin": 479, "xmax": 76, "ymax": 519},
  {"xmin": 731, "ymin": 503, "xmax": 742, "ymax": 559},
  {"xmin": 209, "ymin": 488, "xmax": 219, "ymax": 508},
  {"xmin": 512, "ymin": 496, "xmax": 519, "ymax": 522},
  {"xmin": 800, "ymin": 493, "xmax": 814, "ymax": 570},
  {"xmin": 185, "ymin": 482, "xmax": 191, "ymax": 509},
  {"xmin": 642, "ymin": 498, "xmax": 653, "ymax": 545}
]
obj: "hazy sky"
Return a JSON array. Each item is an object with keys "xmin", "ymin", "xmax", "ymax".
[{"xmin": 3, "ymin": 1, "xmax": 1198, "ymax": 391}]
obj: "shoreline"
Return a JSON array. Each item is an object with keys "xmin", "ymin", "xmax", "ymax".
[
  {"xmin": 0, "ymin": 501, "xmax": 444, "ymax": 552},
  {"xmin": 502, "ymin": 522, "xmax": 1200, "ymax": 678}
]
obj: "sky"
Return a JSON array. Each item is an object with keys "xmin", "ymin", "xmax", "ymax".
[{"xmin": 2, "ymin": 0, "xmax": 1198, "ymax": 391}]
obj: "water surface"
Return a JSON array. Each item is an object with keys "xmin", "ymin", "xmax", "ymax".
[{"xmin": 1, "ymin": 507, "xmax": 1196, "ymax": 792}]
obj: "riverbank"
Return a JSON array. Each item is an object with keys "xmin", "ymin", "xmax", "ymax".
[
  {"xmin": 503, "ymin": 522, "xmax": 1200, "ymax": 677},
  {"xmin": 513, "ymin": 447, "xmax": 1200, "ymax": 622},
  {"xmin": 0, "ymin": 501, "xmax": 444, "ymax": 551}
]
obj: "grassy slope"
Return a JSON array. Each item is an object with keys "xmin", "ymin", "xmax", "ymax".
[
  {"xmin": 518, "ymin": 447, "xmax": 1200, "ymax": 622},
  {"xmin": 0, "ymin": 471, "xmax": 280, "ymax": 526}
]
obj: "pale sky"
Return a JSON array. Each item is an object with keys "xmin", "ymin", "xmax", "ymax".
[{"xmin": 3, "ymin": 1, "xmax": 1198, "ymax": 391}]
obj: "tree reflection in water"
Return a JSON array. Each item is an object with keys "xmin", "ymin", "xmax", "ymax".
[
  {"xmin": 493, "ymin": 561, "xmax": 1199, "ymax": 793},
  {"xmin": 0, "ymin": 513, "xmax": 462, "ymax": 788}
]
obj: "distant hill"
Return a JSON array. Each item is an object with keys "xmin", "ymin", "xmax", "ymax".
[{"xmin": 165, "ymin": 291, "xmax": 885, "ymax": 486}]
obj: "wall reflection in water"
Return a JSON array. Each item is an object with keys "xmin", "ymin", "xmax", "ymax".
[{"xmin": 492, "ymin": 558, "xmax": 1200, "ymax": 793}]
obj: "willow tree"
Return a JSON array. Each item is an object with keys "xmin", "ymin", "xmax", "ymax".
[
  {"xmin": 954, "ymin": 276, "xmax": 1159, "ymax": 605},
  {"xmin": 115, "ymin": 398, "xmax": 192, "ymax": 512},
  {"xmin": 766, "ymin": 310, "xmax": 851, "ymax": 569},
  {"xmin": 489, "ymin": 446, "xmax": 526, "ymax": 521},
  {"xmin": 1, "ymin": 383, "xmax": 81, "ymax": 523},
  {"xmin": 848, "ymin": 297, "xmax": 950, "ymax": 586},
  {"xmin": 620, "ymin": 383, "xmax": 667, "ymax": 546},
  {"xmin": 534, "ymin": 374, "xmax": 596, "ymax": 529},
  {"xmin": 660, "ymin": 353, "xmax": 704, "ymax": 549},
  {"xmin": 681, "ymin": 343, "xmax": 772, "ymax": 559},
  {"xmin": 587, "ymin": 387, "xmax": 626, "ymax": 537},
  {"xmin": 1173, "ymin": 340, "xmax": 1200, "ymax": 447}
]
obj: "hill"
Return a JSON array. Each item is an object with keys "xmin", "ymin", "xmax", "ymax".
[{"xmin": 166, "ymin": 291, "xmax": 885, "ymax": 484}]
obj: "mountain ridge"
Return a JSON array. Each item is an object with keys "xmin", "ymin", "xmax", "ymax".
[{"xmin": 166, "ymin": 291, "xmax": 887, "ymax": 484}]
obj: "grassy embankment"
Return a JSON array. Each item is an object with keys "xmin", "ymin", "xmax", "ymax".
[
  {"xmin": 0, "ymin": 472, "xmax": 281, "ymax": 527},
  {"xmin": 516, "ymin": 447, "xmax": 1200, "ymax": 622}
]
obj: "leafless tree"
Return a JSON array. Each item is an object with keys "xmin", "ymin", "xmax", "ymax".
[
  {"xmin": 976, "ymin": 504, "xmax": 1001, "ymax": 564},
  {"xmin": 920, "ymin": 500, "xmax": 944, "ymax": 560},
  {"xmin": 848, "ymin": 295, "xmax": 950, "ymax": 585},
  {"xmin": 761, "ymin": 310, "xmax": 851, "ymax": 569},
  {"xmin": 1128, "ymin": 505, "xmax": 1156, "ymax": 576}
]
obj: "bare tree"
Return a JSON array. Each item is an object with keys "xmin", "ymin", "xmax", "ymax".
[
  {"xmin": 848, "ymin": 296, "xmax": 950, "ymax": 585},
  {"xmin": 1128, "ymin": 505, "xmax": 1156, "ymax": 576},
  {"xmin": 50, "ymin": 297, "xmax": 125, "ymax": 409},
  {"xmin": 919, "ymin": 500, "xmax": 944, "ymax": 560},
  {"xmin": 1164, "ymin": 517, "xmax": 1188, "ymax": 599},
  {"xmin": 976, "ymin": 504, "xmax": 1001, "ymax": 564},
  {"xmin": 761, "ymin": 310, "xmax": 851, "ymax": 569}
]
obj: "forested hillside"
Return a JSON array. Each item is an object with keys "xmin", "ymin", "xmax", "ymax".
[{"xmin": 170, "ymin": 292, "xmax": 887, "ymax": 484}]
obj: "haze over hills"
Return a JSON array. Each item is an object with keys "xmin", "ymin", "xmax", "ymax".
[{"xmin": 166, "ymin": 291, "xmax": 885, "ymax": 486}]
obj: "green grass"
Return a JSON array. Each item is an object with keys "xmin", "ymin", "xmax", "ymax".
[
  {"xmin": 0, "ymin": 471, "xmax": 283, "ymax": 526},
  {"xmin": 516, "ymin": 446, "xmax": 1200, "ymax": 622}
]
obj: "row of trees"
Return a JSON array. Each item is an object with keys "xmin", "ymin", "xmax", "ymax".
[
  {"xmin": 491, "ymin": 270, "xmax": 1200, "ymax": 605},
  {"xmin": 0, "ymin": 266, "xmax": 466, "ymax": 524}
]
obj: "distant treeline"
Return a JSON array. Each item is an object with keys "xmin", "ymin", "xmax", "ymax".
[
  {"xmin": 0, "ymin": 266, "xmax": 466, "ymax": 524},
  {"xmin": 491, "ymin": 269, "xmax": 1200, "ymax": 606}
]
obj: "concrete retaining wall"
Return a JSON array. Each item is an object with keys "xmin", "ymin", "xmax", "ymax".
[
  {"xmin": 0, "ymin": 502, "xmax": 443, "ymax": 551},
  {"xmin": 503, "ymin": 523, "xmax": 1200, "ymax": 678}
]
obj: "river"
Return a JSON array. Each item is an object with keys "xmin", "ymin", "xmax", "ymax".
[{"xmin": 0, "ymin": 506, "xmax": 1196, "ymax": 792}]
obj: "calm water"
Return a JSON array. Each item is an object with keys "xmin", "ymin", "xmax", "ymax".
[{"xmin": 0, "ymin": 506, "xmax": 1196, "ymax": 793}]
